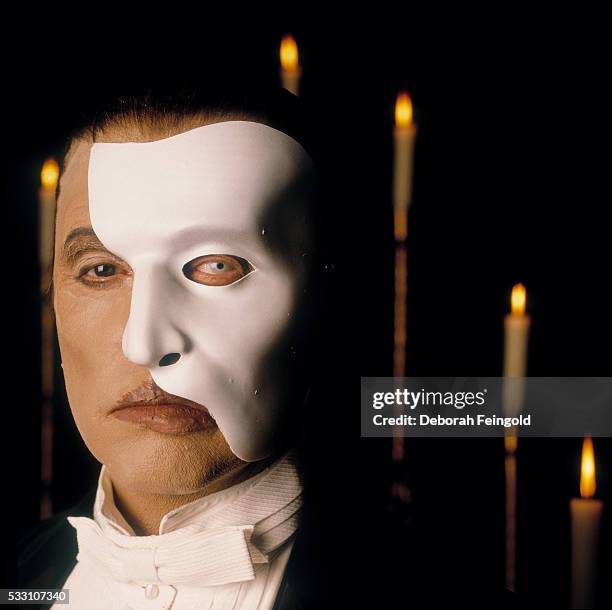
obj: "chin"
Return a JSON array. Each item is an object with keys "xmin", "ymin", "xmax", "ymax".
[{"xmin": 100, "ymin": 428, "xmax": 240, "ymax": 495}]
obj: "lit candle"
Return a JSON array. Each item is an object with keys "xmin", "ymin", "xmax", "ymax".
[
  {"xmin": 502, "ymin": 283, "xmax": 531, "ymax": 418},
  {"xmin": 38, "ymin": 157, "xmax": 59, "ymax": 519},
  {"xmin": 570, "ymin": 435, "xmax": 603, "ymax": 609},
  {"xmin": 390, "ymin": 93, "xmax": 417, "ymax": 467},
  {"xmin": 38, "ymin": 157, "xmax": 59, "ymax": 274},
  {"xmin": 502, "ymin": 283, "xmax": 530, "ymax": 592},
  {"xmin": 503, "ymin": 283, "xmax": 530, "ymax": 377},
  {"xmin": 279, "ymin": 34, "xmax": 301, "ymax": 96},
  {"xmin": 393, "ymin": 91, "xmax": 417, "ymax": 242}
]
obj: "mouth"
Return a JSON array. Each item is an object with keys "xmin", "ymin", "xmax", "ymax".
[{"xmin": 109, "ymin": 384, "xmax": 217, "ymax": 434}]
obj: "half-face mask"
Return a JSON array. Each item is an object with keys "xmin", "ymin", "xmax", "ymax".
[{"xmin": 88, "ymin": 121, "xmax": 317, "ymax": 461}]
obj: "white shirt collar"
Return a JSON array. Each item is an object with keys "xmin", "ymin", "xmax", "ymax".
[{"xmin": 93, "ymin": 448, "xmax": 303, "ymax": 551}]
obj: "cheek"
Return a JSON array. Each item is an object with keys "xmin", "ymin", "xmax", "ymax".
[{"xmin": 55, "ymin": 285, "xmax": 132, "ymax": 401}]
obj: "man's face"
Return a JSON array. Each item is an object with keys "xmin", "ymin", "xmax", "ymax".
[{"xmin": 53, "ymin": 121, "xmax": 316, "ymax": 495}]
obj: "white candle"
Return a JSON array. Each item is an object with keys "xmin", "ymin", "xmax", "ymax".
[
  {"xmin": 391, "ymin": 92, "xmax": 416, "ymax": 464},
  {"xmin": 38, "ymin": 157, "xmax": 59, "ymax": 519},
  {"xmin": 502, "ymin": 283, "xmax": 531, "ymax": 418},
  {"xmin": 571, "ymin": 436, "xmax": 603, "ymax": 609},
  {"xmin": 279, "ymin": 34, "xmax": 302, "ymax": 96},
  {"xmin": 393, "ymin": 91, "xmax": 417, "ymax": 242},
  {"xmin": 502, "ymin": 283, "xmax": 530, "ymax": 592},
  {"xmin": 503, "ymin": 283, "xmax": 530, "ymax": 377},
  {"xmin": 38, "ymin": 158, "xmax": 59, "ymax": 274}
]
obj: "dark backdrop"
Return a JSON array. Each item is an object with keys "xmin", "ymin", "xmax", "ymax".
[{"xmin": 5, "ymin": 20, "xmax": 611, "ymax": 607}]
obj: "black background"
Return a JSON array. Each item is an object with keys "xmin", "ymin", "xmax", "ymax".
[{"xmin": 5, "ymin": 19, "xmax": 611, "ymax": 607}]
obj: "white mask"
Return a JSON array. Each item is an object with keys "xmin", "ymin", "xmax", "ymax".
[{"xmin": 88, "ymin": 121, "xmax": 317, "ymax": 461}]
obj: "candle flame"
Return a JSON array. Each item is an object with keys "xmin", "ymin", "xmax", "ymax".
[
  {"xmin": 395, "ymin": 92, "xmax": 413, "ymax": 128},
  {"xmin": 41, "ymin": 158, "xmax": 59, "ymax": 192},
  {"xmin": 580, "ymin": 435, "xmax": 597, "ymax": 499},
  {"xmin": 510, "ymin": 283, "xmax": 526, "ymax": 315},
  {"xmin": 280, "ymin": 35, "xmax": 299, "ymax": 72}
]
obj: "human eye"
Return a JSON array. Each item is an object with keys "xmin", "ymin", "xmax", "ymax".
[
  {"xmin": 182, "ymin": 254, "xmax": 255, "ymax": 287},
  {"xmin": 77, "ymin": 260, "xmax": 131, "ymax": 287}
]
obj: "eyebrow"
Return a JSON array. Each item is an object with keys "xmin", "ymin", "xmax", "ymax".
[{"xmin": 62, "ymin": 226, "xmax": 111, "ymax": 266}]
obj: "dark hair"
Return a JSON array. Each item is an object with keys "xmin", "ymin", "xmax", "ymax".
[{"xmin": 59, "ymin": 83, "xmax": 318, "ymax": 176}]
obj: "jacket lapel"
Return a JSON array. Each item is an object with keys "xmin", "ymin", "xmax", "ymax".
[{"xmin": 18, "ymin": 489, "xmax": 96, "ymax": 596}]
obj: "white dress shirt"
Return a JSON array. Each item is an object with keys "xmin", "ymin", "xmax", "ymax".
[{"xmin": 54, "ymin": 450, "xmax": 302, "ymax": 610}]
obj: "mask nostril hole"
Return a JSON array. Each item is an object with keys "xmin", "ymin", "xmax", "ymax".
[{"xmin": 159, "ymin": 353, "xmax": 181, "ymax": 367}]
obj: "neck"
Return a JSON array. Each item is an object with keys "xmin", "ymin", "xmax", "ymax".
[{"xmin": 109, "ymin": 457, "xmax": 276, "ymax": 536}]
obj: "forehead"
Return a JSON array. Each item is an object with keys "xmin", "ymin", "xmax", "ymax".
[
  {"xmin": 56, "ymin": 139, "xmax": 94, "ymax": 238},
  {"xmin": 89, "ymin": 121, "xmax": 314, "ymax": 241}
]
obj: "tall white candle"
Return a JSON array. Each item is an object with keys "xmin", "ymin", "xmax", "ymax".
[
  {"xmin": 38, "ymin": 158, "xmax": 59, "ymax": 273},
  {"xmin": 279, "ymin": 34, "xmax": 301, "ymax": 96},
  {"xmin": 503, "ymin": 283, "xmax": 530, "ymax": 377},
  {"xmin": 502, "ymin": 283, "xmax": 530, "ymax": 592},
  {"xmin": 38, "ymin": 157, "xmax": 59, "ymax": 519},
  {"xmin": 391, "ymin": 92, "xmax": 417, "ymax": 465},
  {"xmin": 502, "ymin": 283, "xmax": 531, "ymax": 418},
  {"xmin": 571, "ymin": 435, "xmax": 603, "ymax": 609},
  {"xmin": 393, "ymin": 91, "xmax": 417, "ymax": 242}
]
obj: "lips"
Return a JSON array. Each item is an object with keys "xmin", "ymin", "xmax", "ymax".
[{"xmin": 109, "ymin": 381, "xmax": 217, "ymax": 434}]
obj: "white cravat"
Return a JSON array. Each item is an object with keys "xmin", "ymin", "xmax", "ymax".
[{"xmin": 56, "ymin": 449, "xmax": 302, "ymax": 610}]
